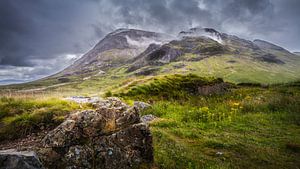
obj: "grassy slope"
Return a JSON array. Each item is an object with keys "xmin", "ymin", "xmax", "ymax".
[
  {"xmin": 120, "ymin": 75, "xmax": 300, "ymax": 169},
  {"xmin": 0, "ymin": 97, "xmax": 91, "ymax": 141},
  {"xmin": 161, "ymin": 55, "xmax": 300, "ymax": 84},
  {"xmin": 1, "ymin": 52, "xmax": 300, "ymax": 96}
]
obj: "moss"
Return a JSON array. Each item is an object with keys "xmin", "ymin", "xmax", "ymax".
[{"xmin": 118, "ymin": 74, "xmax": 225, "ymax": 100}]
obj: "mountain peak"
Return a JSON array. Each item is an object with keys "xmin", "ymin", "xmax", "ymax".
[
  {"xmin": 179, "ymin": 27, "xmax": 223, "ymax": 44},
  {"xmin": 107, "ymin": 28, "xmax": 131, "ymax": 36}
]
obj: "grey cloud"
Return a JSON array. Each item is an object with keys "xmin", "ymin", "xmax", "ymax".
[
  {"xmin": 0, "ymin": 0, "xmax": 299, "ymax": 84},
  {"xmin": 0, "ymin": 0, "xmax": 99, "ymax": 66}
]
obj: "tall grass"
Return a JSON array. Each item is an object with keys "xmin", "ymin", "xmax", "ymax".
[
  {"xmin": 0, "ymin": 97, "xmax": 89, "ymax": 141},
  {"xmin": 122, "ymin": 78, "xmax": 300, "ymax": 168}
]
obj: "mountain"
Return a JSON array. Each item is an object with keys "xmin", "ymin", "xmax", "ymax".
[
  {"xmin": 57, "ymin": 29, "xmax": 173, "ymax": 76},
  {"xmin": 294, "ymin": 52, "xmax": 300, "ymax": 56},
  {"xmin": 4, "ymin": 27, "xmax": 300, "ymax": 92},
  {"xmin": 0, "ymin": 79, "xmax": 26, "ymax": 85}
]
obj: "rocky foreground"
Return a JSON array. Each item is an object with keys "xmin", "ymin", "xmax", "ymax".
[{"xmin": 0, "ymin": 97, "xmax": 154, "ymax": 169}]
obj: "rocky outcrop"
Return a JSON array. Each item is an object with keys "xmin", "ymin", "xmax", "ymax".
[
  {"xmin": 37, "ymin": 97, "xmax": 153, "ymax": 169},
  {"xmin": 0, "ymin": 149, "xmax": 44, "ymax": 169},
  {"xmin": 1, "ymin": 97, "xmax": 153, "ymax": 169},
  {"xmin": 255, "ymin": 53, "xmax": 285, "ymax": 64},
  {"xmin": 198, "ymin": 82, "xmax": 230, "ymax": 96},
  {"xmin": 141, "ymin": 115, "xmax": 157, "ymax": 123}
]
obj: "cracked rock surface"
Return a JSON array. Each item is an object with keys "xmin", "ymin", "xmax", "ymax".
[
  {"xmin": 38, "ymin": 97, "xmax": 153, "ymax": 169},
  {"xmin": 0, "ymin": 97, "xmax": 153, "ymax": 169}
]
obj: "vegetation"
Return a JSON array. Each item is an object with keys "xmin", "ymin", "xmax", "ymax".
[
  {"xmin": 0, "ymin": 97, "xmax": 91, "ymax": 140},
  {"xmin": 119, "ymin": 74, "xmax": 300, "ymax": 168},
  {"xmin": 0, "ymin": 74, "xmax": 299, "ymax": 168},
  {"xmin": 117, "ymin": 74, "xmax": 226, "ymax": 100}
]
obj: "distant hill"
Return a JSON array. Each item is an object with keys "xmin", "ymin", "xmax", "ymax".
[{"xmin": 0, "ymin": 79, "xmax": 26, "ymax": 85}]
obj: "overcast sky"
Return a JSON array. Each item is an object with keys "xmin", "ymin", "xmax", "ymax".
[{"xmin": 0, "ymin": 0, "xmax": 299, "ymax": 84}]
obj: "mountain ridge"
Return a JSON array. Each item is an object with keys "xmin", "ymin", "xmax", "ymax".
[
  {"xmin": 58, "ymin": 27, "xmax": 297, "ymax": 77},
  {"xmin": 2, "ymin": 27, "xmax": 300, "ymax": 91}
]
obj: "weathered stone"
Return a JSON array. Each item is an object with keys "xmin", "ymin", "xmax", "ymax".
[
  {"xmin": 197, "ymin": 82, "xmax": 229, "ymax": 95},
  {"xmin": 36, "ymin": 148, "xmax": 62, "ymax": 169},
  {"xmin": 42, "ymin": 119, "xmax": 80, "ymax": 148},
  {"xmin": 0, "ymin": 149, "xmax": 44, "ymax": 169},
  {"xmin": 93, "ymin": 123, "xmax": 153, "ymax": 169},
  {"xmin": 92, "ymin": 97, "xmax": 130, "ymax": 110},
  {"xmin": 134, "ymin": 101, "xmax": 151, "ymax": 112},
  {"xmin": 115, "ymin": 107, "xmax": 141, "ymax": 129},
  {"xmin": 65, "ymin": 145, "xmax": 93, "ymax": 169},
  {"xmin": 141, "ymin": 114, "xmax": 157, "ymax": 123},
  {"xmin": 39, "ymin": 97, "xmax": 153, "ymax": 169}
]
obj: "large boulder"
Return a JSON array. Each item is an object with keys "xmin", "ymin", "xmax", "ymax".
[
  {"xmin": 0, "ymin": 149, "xmax": 44, "ymax": 169},
  {"xmin": 38, "ymin": 97, "xmax": 153, "ymax": 169}
]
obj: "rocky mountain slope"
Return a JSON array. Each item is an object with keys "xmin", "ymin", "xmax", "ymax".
[
  {"xmin": 3, "ymin": 27, "xmax": 300, "ymax": 92},
  {"xmin": 53, "ymin": 27, "xmax": 299, "ymax": 81},
  {"xmin": 58, "ymin": 29, "xmax": 173, "ymax": 76}
]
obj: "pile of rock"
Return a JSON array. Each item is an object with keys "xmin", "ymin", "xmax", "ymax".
[{"xmin": 0, "ymin": 97, "xmax": 153, "ymax": 169}]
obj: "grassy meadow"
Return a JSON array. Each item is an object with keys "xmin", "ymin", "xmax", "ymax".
[
  {"xmin": 0, "ymin": 74, "xmax": 299, "ymax": 168},
  {"xmin": 120, "ymin": 75, "xmax": 300, "ymax": 168}
]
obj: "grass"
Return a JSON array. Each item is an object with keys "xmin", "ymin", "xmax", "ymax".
[
  {"xmin": 116, "ymin": 74, "xmax": 226, "ymax": 100},
  {"xmin": 120, "ymin": 74, "xmax": 300, "ymax": 168},
  {"xmin": 0, "ymin": 74, "xmax": 299, "ymax": 168},
  {"xmin": 0, "ymin": 97, "xmax": 91, "ymax": 141}
]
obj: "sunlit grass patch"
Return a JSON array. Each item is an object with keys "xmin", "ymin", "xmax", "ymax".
[
  {"xmin": 136, "ymin": 83, "xmax": 300, "ymax": 168},
  {"xmin": 0, "ymin": 97, "xmax": 90, "ymax": 141}
]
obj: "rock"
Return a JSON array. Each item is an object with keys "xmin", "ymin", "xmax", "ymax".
[
  {"xmin": 42, "ymin": 119, "xmax": 80, "ymax": 148},
  {"xmin": 134, "ymin": 101, "xmax": 151, "ymax": 112},
  {"xmin": 65, "ymin": 145, "xmax": 93, "ymax": 169},
  {"xmin": 0, "ymin": 149, "xmax": 44, "ymax": 169},
  {"xmin": 197, "ymin": 82, "xmax": 230, "ymax": 96},
  {"xmin": 39, "ymin": 97, "xmax": 153, "ymax": 169},
  {"xmin": 141, "ymin": 114, "xmax": 157, "ymax": 123},
  {"xmin": 64, "ymin": 96, "xmax": 101, "ymax": 104},
  {"xmin": 92, "ymin": 97, "xmax": 130, "ymax": 110},
  {"xmin": 93, "ymin": 123, "xmax": 153, "ymax": 168},
  {"xmin": 134, "ymin": 67, "xmax": 160, "ymax": 76}
]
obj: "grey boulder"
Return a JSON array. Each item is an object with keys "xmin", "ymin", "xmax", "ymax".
[{"xmin": 0, "ymin": 149, "xmax": 44, "ymax": 169}]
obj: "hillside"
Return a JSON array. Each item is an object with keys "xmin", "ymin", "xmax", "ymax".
[{"xmin": 1, "ymin": 27, "xmax": 300, "ymax": 96}]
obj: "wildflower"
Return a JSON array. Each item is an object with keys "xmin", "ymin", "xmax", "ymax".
[
  {"xmin": 245, "ymin": 96, "xmax": 252, "ymax": 100},
  {"xmin": 200, "ymin": 106, "xmax": 209, "ymax": 112},
  {"xmin": 233, "ymin": 102, "xmax": 240, "ymax": 106}
]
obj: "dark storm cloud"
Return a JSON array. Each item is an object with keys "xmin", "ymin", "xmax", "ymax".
[
  {"xmin": 0, "ymin": 0, "xmax": 99, "ymax": 66},
  {"xmin": 0, "ymin": 0, "xmax": 299, "ymax": 83}
]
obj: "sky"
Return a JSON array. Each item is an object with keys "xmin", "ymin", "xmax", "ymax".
[{"xmin": 0, "ymin": 0, "xmax": 299, "ymax": 84}]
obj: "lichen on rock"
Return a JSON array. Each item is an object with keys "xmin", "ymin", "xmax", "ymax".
[{"xmin": 38, "ymin": 97, "xmax": 153, "ymax": 169}]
